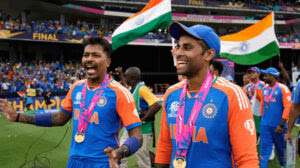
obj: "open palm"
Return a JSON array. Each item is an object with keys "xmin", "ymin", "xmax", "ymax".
[{"xmin": 0, "ymin": 99, "xmax": 18, "ymax": 122}]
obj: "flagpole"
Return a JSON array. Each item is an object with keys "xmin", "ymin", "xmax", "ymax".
[{"xmin": 171, "ymin": 37, "xmax": 177, "ymax": 67}]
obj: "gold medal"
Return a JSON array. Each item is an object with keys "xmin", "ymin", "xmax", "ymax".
[
  {"xmin": 266, "ymin": 104, "xmax": 269, "ymax": 109},
  {"xmin": 74, "ymin": 132, "xmax": 85, "ymax": 143},
  {"xmin": 173, "ymin": 156, "xmax": 187, "ymax": 168}
]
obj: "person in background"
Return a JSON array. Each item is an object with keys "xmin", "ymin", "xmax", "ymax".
[
  {"xmin": 285, "ymin": 79, "xmax": 300, "ymax": 157},
  {"xmin": 243, "ymin": 73, "xmax": 251, "ymax": 89},
  {"xmin": 209, "ymin": 59, "xmax": 223, "ymax": 77},
  {"xmin": 117, "ymin": 66, "xmax": 162, "ymax": 168},
  {"xmin": 257, "ymin": 67, "xmax": 291, "ymax": 168}
]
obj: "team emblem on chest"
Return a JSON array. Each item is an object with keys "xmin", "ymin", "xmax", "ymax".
[
  {"xmin": 74, "ymin": 92, "xmax": 82, "ymax": 104},
  {"xmin": 168, "ymin": 101, "xmax": 178, "ymax": 118},
  {"xmin": 97, "ymin": 96, "xmax": 107, "ymax": 107},
  {"xmin": 202, "ymin": 103, "xmax": 217, "ymax": 119}
]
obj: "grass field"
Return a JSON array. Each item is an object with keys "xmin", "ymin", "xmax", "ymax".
[{"xmin": 0, "ymin": 110, "xmax": 299, "ymax": 168}]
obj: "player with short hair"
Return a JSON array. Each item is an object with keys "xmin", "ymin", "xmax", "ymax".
[
  {"xmin": 0, "ymin": 36, "xmax": 143, "ymax": 168},
  {"xmin": 154, "ymin": 21, "xmax": 259, "ymax": 168},
  {"xmin": 257, "ymin": 67, "xmax": 292, "ymax": 168}
]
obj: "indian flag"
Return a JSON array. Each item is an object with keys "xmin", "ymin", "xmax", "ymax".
[
  {"xmin": 220, "ymin": 12, "xmax": 279, "ymax": 65},
  {"xmin": 112, "ymin": 0, "xmax": 172, "ymax": 50}
]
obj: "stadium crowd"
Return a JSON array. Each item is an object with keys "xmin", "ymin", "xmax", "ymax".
[
  {"xmin": 0, "ymin": 60, "xmax": 84, "ymax": 94},
  {"xmin": 1, "ymin": 9, "xmax": 300, "ymax": 42}
]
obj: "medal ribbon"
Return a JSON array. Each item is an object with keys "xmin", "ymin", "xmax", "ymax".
[
  {"xmin": 176, "ymin": 72, "xmax": 213, "ymax": 157},
  {"xmin": 249, "ymin": 80, "xmax": 260, "ymax": 97},
  {"xmin": 265, "ymin": 82, "xmax": 278, "ymax": 106},
  {"xmin": 78, "ymin": 74, "xmax": 109, "ymax": 134}
]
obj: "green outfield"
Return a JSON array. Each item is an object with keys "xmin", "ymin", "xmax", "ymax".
[{"xmin": 0, "ymin": 111, "xmax": 299, "ymax": 168}]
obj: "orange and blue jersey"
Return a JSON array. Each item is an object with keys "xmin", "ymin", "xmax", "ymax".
[
  {"xmin": 243, "ymin": 81, "xmax": 265, "ymax": 101},
  {"xmin": 61, "ymin": 79, "xmax": 141, "ymax": 164},
  {"xmin": 155, "ymin": 77, "xmax": 259, "ymax": 168},
  {"xmin": 258, "ymin": 83, "xmax": 291, "ymax": 127}
]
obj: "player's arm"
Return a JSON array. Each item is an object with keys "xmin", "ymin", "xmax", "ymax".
[
  {"xmin": 285, "ymin": 83, "xmax": 300, "ymax": 141},
  {"xmin": 139, "ymin": 86, "xmax": 162, "ymax": 122},
  {"xmin": 0, "ymin": 99, "xmax": 72, "ymax": 126},
  {"xmin": 155, "ymin": 102, "xmax": 172, "ymax": 168},
  {"xmin": 105, "ymin": 87, "xmax": 142, "ymax": 168},
  {"xmin": 279, "ymin": 61, "xmax": 291, "ymax": 87},
  {"xmin": 228, "ymin": 88, "xmax": 259, "ymax": 168},
  {"xmin": 285, "ymin": 103, "xmax": 300, "ymax": 141},
  {"xmin": 275, "ymin": 85, "xmax": 292, "ymax": 134}
]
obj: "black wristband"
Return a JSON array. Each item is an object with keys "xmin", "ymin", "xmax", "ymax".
[
  {"xmin": 16, "ymin": 113, "xmax": 20, "ymax": 122},
  {"xmin": 279, "ymin": 124, "xmax": 284, "ymax": 128}
]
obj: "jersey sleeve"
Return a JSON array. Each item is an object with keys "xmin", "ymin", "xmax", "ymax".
[
  {"xmin": 280, "ymin": 85, "xmax": 292, "ymax": 119},
  {"xmin": 61, "ymin": 82, "xmax": 76, "ymax": 115},
  {"xmin": 155, "ymin": 99, "xmax": 173, "ymax": 165},
  {"xmin": 116, "ymin": 87, "xmax": 141, "ymax": 130},
  {"xmin": 228, "ymin": 87, "xmax": 259, "ymax": 168},
  {"xmin": 139, "ymin": 86, "xmax": 158, "ymax": 106}
]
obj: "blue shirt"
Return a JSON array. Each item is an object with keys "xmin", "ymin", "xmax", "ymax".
[
  {"xmin": 292, "ymin": 81, "xmax": 300, "ymax": 104},
  {"xmin": 61, "ymin": 79, "xmax": 141, "ymax": 164}
]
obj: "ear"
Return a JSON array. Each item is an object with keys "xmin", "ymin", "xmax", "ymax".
[
  {"xmin": 203, "ymin": 49, "xmax": 215, "ymax": 62},
  {"xmin": 106, "ymin": 58, "xmax": 111, "ymax": 68}
]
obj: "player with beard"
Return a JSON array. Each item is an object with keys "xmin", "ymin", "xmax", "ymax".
[
  {"xmin": 0, "ymin": 37, "xmax": 143, "ymax": 168},
  {"xmin": 154, "ymin": 21, "xmax": 258, "ymax": 168},
  {"xmin": 257, "ymin": 67, "xmax": 291, "ymax": 168}
]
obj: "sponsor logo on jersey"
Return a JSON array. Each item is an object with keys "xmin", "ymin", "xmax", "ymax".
[
  {"xmin": 97, "ymin": 96, "xmax": 107, "ymax": 107},
  {"xmin": 168, "ymin": 101, "xmax": 178, "ymax": 118},
  {"xmin": 74, "ymin": 92, "xmax": 82, "ymax": 105},
  {"xmin": 202, "ymin": 103, "xmax": 217, "ymax": 119},
  {"xmin": 244, "ymin": 119, "xmax": 255, "ymax": 135}
]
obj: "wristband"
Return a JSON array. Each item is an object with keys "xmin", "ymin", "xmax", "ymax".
[
  {"xmin": 16, "ymin": 113, "xmax": 20, "ymax": 122},
  {"xmin": 35, "ymin": 113, "xmax": 52, "ymax": 127},
  {"xmin": 123, "ymin": 137, "xmax": 140, "ymax": 155},
  {"xmin": 279, "ymin": 124, "xmax": 284, "ymax": 128}
]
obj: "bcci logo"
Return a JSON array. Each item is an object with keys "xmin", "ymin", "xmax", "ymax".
[
  {"xmin": 202, "ymin": 104, "xmax": 217, "ymax": 119},
  {"xmin": 239, "ymin": 42, "xmax": 250, "ymax": 53},
  {"xmin": 135, "ymin": 15, "xmax": 144, "ymax": 26},
  {"xmin": 263, "ymin": 90, "xmax": 267, "ymax": 96},
  {"xmin": 244, "ymin": 119, "xmax": 255, "ymax": 135},
  {"xmin": 168, "ymin": 101, "xmax": 178, "ymax": 118},
  {"xmin": 74, "ymin": 92, "xmax": 82, "ymax": 104},
  {"xmin": 97, "ymin": 96, "xmax": 107, "ymax": 107}
]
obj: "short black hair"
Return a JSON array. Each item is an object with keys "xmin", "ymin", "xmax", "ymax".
[
  {"xmin": 210, "ymin": 59, "xmax": 223, "ymax": 74},
  {"xmin": 82, "ymin": 36, "xmax": 112, "ymax": 58}
]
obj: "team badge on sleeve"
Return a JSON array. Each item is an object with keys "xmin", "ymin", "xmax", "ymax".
[
  {"xmin": 244, "ymin": 119, "xmax": 255, "ymax": 135},
  {"xmin": 202, "ymin": 104, "xmax": 217, "ymax": 119},
  {"xmin": 97, "ymin": 96, "xmax": 107, "ymax": 107}
]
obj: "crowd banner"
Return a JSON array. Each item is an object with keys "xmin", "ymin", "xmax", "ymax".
[{"xmin": 7, "ymin": 96, "xmax": 64, "ymax": 113}]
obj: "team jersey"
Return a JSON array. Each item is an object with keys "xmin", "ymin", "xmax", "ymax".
[
  {"xmin": 155, "ymin": 77, "xmax": 259, "ymax": 168},
  {"xmin": 243, "ymin": 80, "xmax": 265, "ymax": 101},
  {"xmin": 292, "ymin": 81, "xmax": 300, "ymax": 104},
  {"xmin": 257, "ymin": 83, "xmax": 291, "ymax": 127},
  {"xmin": 61, "ymin": 79, "xmax": 141, "ymax": 162}
]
